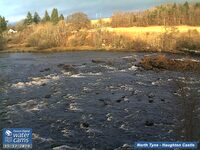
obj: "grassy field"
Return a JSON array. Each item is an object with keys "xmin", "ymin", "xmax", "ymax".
[
  {"xmin": 91, "ymin": 18, "xmax": 200, "ymax": 38},
  {"xmin": 105, "ymin": 26, "xmax": 200, "ymax": 41},
  {"xmin": 108, "ymin": 26, "xmax": 200, "ymax": 34}
]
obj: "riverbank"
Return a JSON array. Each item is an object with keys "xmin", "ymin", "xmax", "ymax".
[
  {"xmin": 2, "ymin": 25, "xmax": 200, "ymax": 54},
  {"xmin": 0, "ymin": 46, "xmax": 184, "ymax": 54}
]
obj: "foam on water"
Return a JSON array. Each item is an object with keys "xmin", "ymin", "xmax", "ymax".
[
  {"xmin": 101, "ymin": 64, "xmax": 116, "ymax": 70},
  {"xmin": 11, "ymin": 74, "xmax": 60, "ymax": 89},
  {"xmin": 7, "ymin": 100, "xmax": 47, "ymax": 113},
  {"xmin": 33, "ymin": 133, "xmax": 54, "ymax": 142},
  {"xmin": 69, "ymin": 103, "xmax": 82, "ymax": 111},
  {"xmin": 128, "ymin": 65, "xmax": 138, "ymax": 71},
  {"xmin": 174, "ymin": 58, "xmax": 200, "ymax": 62},
  {"xmin": 70, "ymin": 74, "xmax": 85, "ymax": 78}
]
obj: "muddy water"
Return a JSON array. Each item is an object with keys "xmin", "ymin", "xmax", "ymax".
[{"xmin": 0, "ymin": 52, "xmax": 200, "ymax": 150}]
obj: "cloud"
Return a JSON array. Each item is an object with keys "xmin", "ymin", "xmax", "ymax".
[{"xmin": 0, "ymin": 0, "xmax": 199, "ymax": 23}]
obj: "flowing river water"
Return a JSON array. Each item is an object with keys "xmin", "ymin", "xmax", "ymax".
[{"xmin": 0, "ymin": 51, "xmax": 200, "ymax": 150}]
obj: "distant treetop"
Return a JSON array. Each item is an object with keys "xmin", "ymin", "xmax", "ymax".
[
  {"xmin": 24, "ymin": 9, "xmax": 65, "ymax": 25},
  {"xmin": 66, "ymin": 12, "xmax": 91, "ymax": 31}
]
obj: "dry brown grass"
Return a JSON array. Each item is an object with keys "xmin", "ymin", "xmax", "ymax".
[
  {"xmin": 139, "ymin": 55, "xmax": 200, "ymax": 72},
  {"xmin": 26, "ymin": 21, "xmax": 70, "ymax": 49}
]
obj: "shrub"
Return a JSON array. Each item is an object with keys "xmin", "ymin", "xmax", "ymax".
[
  {"xmin": 67, "ymin": 31, "xmax": 88, "ymax": 47},
  {"xmin": 159, "ymin": 26, "xmax": 179, "ymax": 52},
  {"xmin": 131, "ymin": 38, "xmax": 151, "ymax": 51},
  {"xmin": 176, "ymin": 30, "xmax": 200, "ymax": 51},
  {"xmin": 27, "ymin": 21, "xmax": 69, "ymax": 49},
  {"xmin": 88, "ymin": 30, "xmax": 133, "ymax": 49}
]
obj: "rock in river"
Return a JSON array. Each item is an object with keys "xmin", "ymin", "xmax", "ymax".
[
  {"xmin": 58, "ymin": 64, "xmax": 78, "ymax": 74},
  {"xmin": 148, "ymin": 93, "xmax": 155, "ymax": 98},
  {"xmin": 44, "ymin": 94, "xmax": 51, "ymax": 99},
  {"xmin": 145, "ymin": 120, "xmax": 154, "ymax": 127},
  {"xmin": 80, "ymin": 122, "xmax": 90, "ymax": 128}
]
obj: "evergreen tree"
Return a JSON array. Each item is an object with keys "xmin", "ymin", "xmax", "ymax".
[
  {"xmin": 51, "ymin": 8, "xmax": 59, "ymax": 24},
  {"xmin": 24, "ymin": 12, "xmax": 33, "ymax": 25},
  {"xmin": 183, "ymin": 1, "xmax": 189, "ymax": 10},
  {"xmin": 59, "ymin": 14, "xmax": 65, "ymax": 21},
  {"xmin": 33, "ymin": 12, "xmax": 41, "ymax": 24},
  {"xmin": 42, "ymin": 10, "xmax": 50, "ymax": 22},
  {"xmin": 0, "ymin": 16, "xmax": 7, "ymax": 32}
]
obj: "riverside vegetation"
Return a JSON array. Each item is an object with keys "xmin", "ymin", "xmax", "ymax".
[{"xmin": 0, "ymin": 2, "xmax": 200, "ymax": 53}]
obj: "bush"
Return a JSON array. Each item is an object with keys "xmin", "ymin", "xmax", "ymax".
[
  {"xmin": 88, "ymin": 31, "xmax": 132, "ymax": 49},
  {"xmin": 27, "ymin": 21, "xmax": 69, "ymax": 49},
  {"xmin": 67, "ymin": 31, "xmax": 88, "ymax": 47},
  {"xmin": 176, "ymin": 30, "xmax": 200, "ymax": 51},
  {"xmin": 159, "ymin": 26, "xmax": 179, "ymax": 51}
]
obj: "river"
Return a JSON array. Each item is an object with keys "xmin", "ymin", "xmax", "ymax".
[{"xmin": 0, "ymin": 51, "xmax": 200, "ymax": 149}]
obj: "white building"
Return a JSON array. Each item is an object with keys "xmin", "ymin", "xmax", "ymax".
[{"xmin": 8, "ymin": 29, "xmax": 17, "ymax": 34}]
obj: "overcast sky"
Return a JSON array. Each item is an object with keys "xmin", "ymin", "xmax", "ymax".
[{"xmin": 0, "ymin": 0, "xmax": 198, "ymax": 23}]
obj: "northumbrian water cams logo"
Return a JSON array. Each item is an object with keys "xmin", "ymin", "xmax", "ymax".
[
  {"xmin": 5, "ymin": 130, "xmax": 12, "ymax": 137},
  {"xmin": 2, "ymin": 128, "xmax": 32, "ymax": 149}
]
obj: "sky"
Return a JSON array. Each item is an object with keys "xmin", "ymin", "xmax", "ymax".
[{"xmin": 0, "ymin": 0, "xmax": 198, "ymax": 23}]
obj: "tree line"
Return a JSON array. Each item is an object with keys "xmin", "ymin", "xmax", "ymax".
[
  {"xmin": 23, "ymin": 10, "xmax": 91, "ymax": 31},
  {"xmin": 24, "ymin": 8, "xmax": 64, "ymax": 25},
  {"xmin": 111, "ymin": 2, "xmax": 200, "ymax": 27}
]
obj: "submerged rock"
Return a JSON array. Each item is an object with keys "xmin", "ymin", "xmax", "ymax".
[
  {"xmin": 145, "ymin": 120, "xmax": 154, "ymax": 127},
  {"xmin": 57, "ymin": 64, "xmax": 65, "ymax": 68},
  {"xmin": 161, "ymin": 98, "xmax": 165, "ymax": 102},
  {"xmin": 62, "ymin": 65, "xmax": 78, "ymax": 74},
  {"xmin": 149, "ymin": 100, "xmax": 154, "ymax": 103},
  {"xmin": 91, "ymin": 59, "xmax": 115, "ymax": 66},
  {"xmin": 40, "ymin": 68, "xmax": 50, "ymax": 72},
  {"xmin": 148, "ymin": 93, "xmax": 155, "ymax": 98},
  {"xmin": 92, "ymin": 59, "xmax": 107, "ymax": 64},
  {"xmin": 116, "ymin": 99, "xmax": 122, "ymax": 103},
  {"xmin": 58, "ymin": 64, "xmax": 78, "ymax": 74},
  {"xmin": 41, "ymin": 83, "xmax": 46, "ymax": 86},
  {"xmin": 99, "ymin": 98, "xmax": 112, "ymax": 106},
  {"xmin": 44, "ymin": 94, "xmax": 51, "ymax": 99},
  {"xmin": 80, "ymin": 122, "xmax": 90, "ymax": 128}
]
